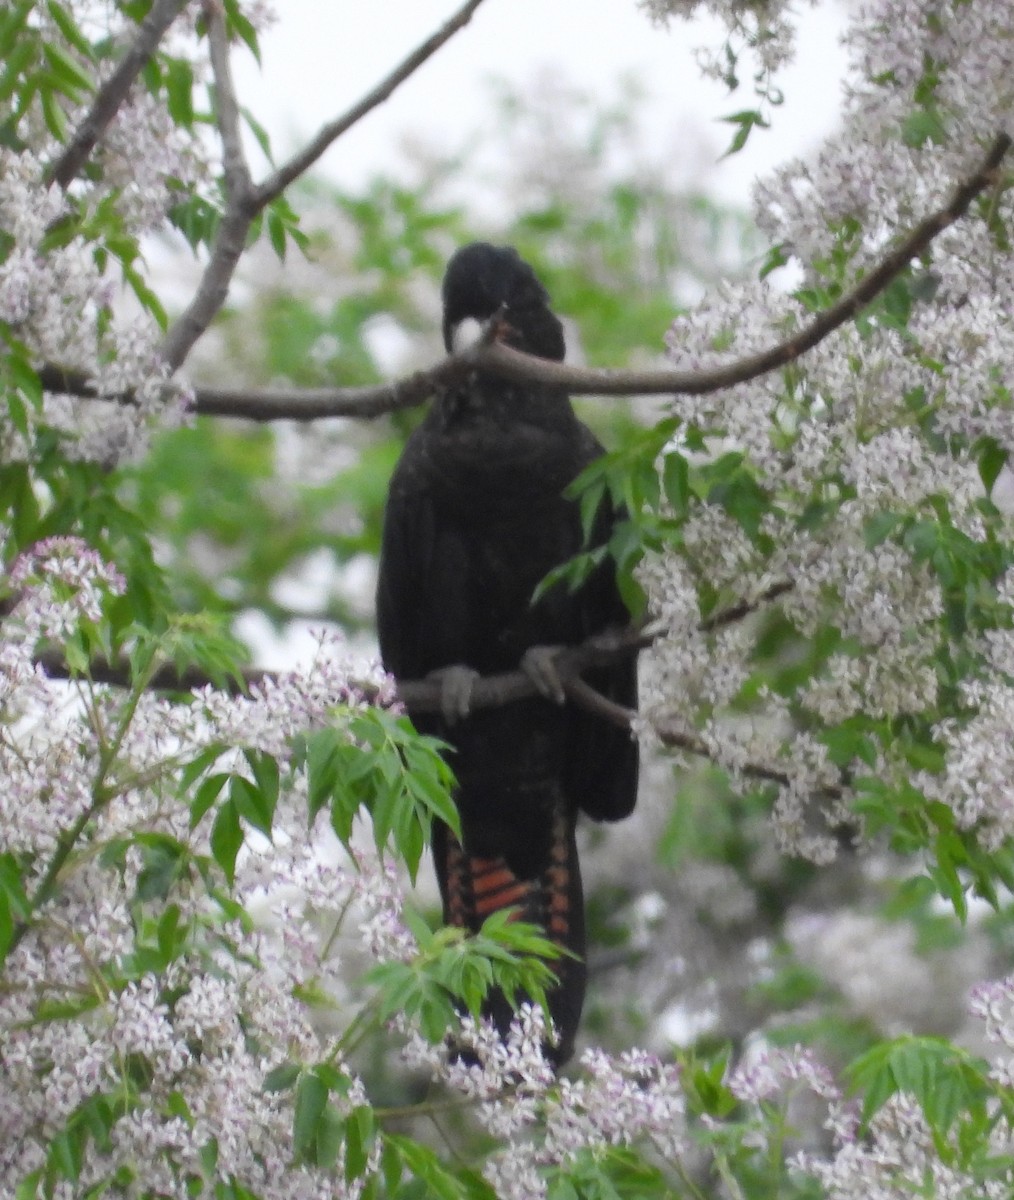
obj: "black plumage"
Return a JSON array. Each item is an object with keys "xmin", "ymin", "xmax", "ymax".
[{"xmin": 376, "ymin": 243, "xmax": 638, "ymax": 1065}]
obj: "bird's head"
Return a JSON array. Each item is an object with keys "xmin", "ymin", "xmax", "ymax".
[{"xmin": 441, "ymin": 242, "xmax": 565, "ymax": 362}]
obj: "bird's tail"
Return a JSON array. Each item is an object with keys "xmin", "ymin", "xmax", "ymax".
[{"xmin": 441, "ymin": 809, "xmax": 586, "ymax": 1066}]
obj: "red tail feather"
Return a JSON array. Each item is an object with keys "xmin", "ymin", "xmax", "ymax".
[{"xmin": 439, "ymin": 810, "xmax": 585, "ymax": 1065}]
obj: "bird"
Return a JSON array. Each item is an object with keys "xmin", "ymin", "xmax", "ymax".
[{"xmin": 376, "ymin": 242, "xmax": 638, "ymax": 1066}]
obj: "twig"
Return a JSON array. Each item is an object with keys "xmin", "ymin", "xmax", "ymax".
[
  {"xmin": 159, "ymin": 0, "xmax": 489, "ymax": 373},
  {"xmin": 30, "ymin": 648, "xmax": 269, "ymax": 695},
  {"xmin": 27, "ymin": 590, "xmax": 826, "ymax": 790},
  {"xmin": 650, "ymin": 717, "xmax": 796, "ymax": 790},
  {"xmin": 45, "ymin": 0, "xmax": 191, "ymax": 188},
  {"xmin": 39, "ymin": 352, "xmax": 470, "ymax": 419},
  {"xmin": 562, "ymin": 676, "xmax": 636, "ymax": 730},
  {"xmin": 700, "ymin": 580, "xmax": 793, "ymax": 632}
]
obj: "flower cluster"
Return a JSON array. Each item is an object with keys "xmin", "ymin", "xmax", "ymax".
[
  {"xmin": 641, "ymin": 0, "xmax": 1014, "ymax": 860},
  {"xmin": 638, "ymin": 0, "xmax": 810, "ymax": 80},
  {"xmin": 0, "ymin": 535, "xmax": 401, "ymax": 1197},
  {"xmin": 0, "ymin": 2, "xmax": 214, "ymax": 468},
  {"xmin": 797, "ymin": 1090, "xmax": 1013, "ymax": 1200},
  {"xmin": 405, "ymin": 1009, "xmax": 687, "ymax": 1200}
]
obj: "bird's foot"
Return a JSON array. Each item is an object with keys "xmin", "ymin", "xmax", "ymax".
[
  {"xmin": 521, "ymin": 644, "xmax": 567, "ymax": 705},
  {"xmin": 427, "ymin": 664, "xmax": 481, "ymax": 723}
]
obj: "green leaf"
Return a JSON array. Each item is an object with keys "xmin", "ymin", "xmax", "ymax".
[
  {"xmin": 719, "ymin": 107, "xmax": 769, "ymax": 158},
  {"xmin": 15, "ymin": 1168, "xmax": 43, "ymax": 1200},
  {"xmin": 662, "ymin": 452, "xmax": 690, "ymax": 518},
  {"xmin": 190, "ymin": 772, "xmax": 229, "ymax": 829},
  {"xmin": 230, "ymin": 772, "xmax": 275, "ymax": 838},
  {"xmin": 292, "ymin": 1072, "xmax": 328, "ymax": 1161},
  {"xmin": 0, "ymin": 852, "xmax": 30, "ymax": 963},
  {"xmin": 263, "ymin": 1062, "xmax": 301, "ymax": 1093},
  {"xmin": 156, "ymin": 904, "xmax": 187, "ymax": 962},
  {"xmin": 210, "ymin": 797, "xmax": 243, "ymax": 884},
  {"xmin": 848, "ymin": 1035, "xmax": 992, "ymax": 1140},
  {"xmin": 864, "ymin": 510, "xmax": 903, "ymax": 548},
  {"xmin": 0, "ymin": 890, "xmax": 13, "ymax": 966},
  {"xmin": 164, "ymin": 56, "xmax": 195, "ymax": 127},
  {"xmin": 223, "ymin": 0, "xmax": 261, "ymax": 60},
  {"xmin": 46, "ymin": 2, "xmax": 94, "ymax": 58},
  {"xmin": 385, "ymin": 1133, "xmax": 497, "ymax": 1200},
  {"xmin": 241, "ymin": 105, "xmax": 273, "ymax": 161},
  {"xmin": 344, "ymin": 1105, "xmax": 376, "ymax": 1183},
  {"xmin": 978, "ymin": 438, "xmax": 1007, "ymax": 494},
  {"xmin": 266, "ymin": 205, "xmax": 287, "ymax": 259},
  {"xmin": 380, "ymin": 1137, "xmax": 403, "ymax": 1194},
  {"xmin": 42, "ymin": 40, "xmax": 94, "ymax": 95},
  {"xmin": 135, "ymin": 836, "xmax": 187, "ymax": 902},
  {"xmin": 316, "ymin": 1103, "xmax": 344, "ymax": 1171}
]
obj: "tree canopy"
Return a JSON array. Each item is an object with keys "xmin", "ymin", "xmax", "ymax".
[{"xmin": 3, "ymin": 1, "xmax": 1014, "ymax": 1198}]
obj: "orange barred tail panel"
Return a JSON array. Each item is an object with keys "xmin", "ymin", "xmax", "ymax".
[
  {"xmin": 469, "ymin": 857, "xmax": 535, "ymax": 920},
  {"xmin": 439, "ymin": 810, "xmax": 586, "ymax": 1066}
]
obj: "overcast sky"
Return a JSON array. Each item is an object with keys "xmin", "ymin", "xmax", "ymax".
[{"xmin": 231, "ymin": 0, "xmax": 848, "ymax": 209}]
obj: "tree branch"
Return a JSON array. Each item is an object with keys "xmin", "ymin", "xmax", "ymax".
[
  {"xmin": 448, "ymin": 132, "xmax": 1013, "ymax": 398},
  {"xmin": 158, "ymin": 0, "xmax": 488, "ymax": 373},
  {"xmin": 30, "ymin": 647, "xmax": 270, "ymax": 695},
  {"xmin": 700, "ymin": 580, "xmax": 793, "ymax": 632},
  {"xmin": 28, "ymin": 584, "xmax": 787, "ymax": 710},
  {"xmin": 649, "ymin": 716, "xmax": 818, "ymax": 793},
  {"xmin": 45, "ymin": 0, "xmax": 191, "ymax": 189},
  {"xmin": 253, "ymin": 0, "xmax": 489, "ymax": 209},
  {"xmin": 50, "ymin": 132, "xmax": 1006, "ymax": 417},
  {"xmin": 159, "ymin": 2, "xmax": 257, "ymax": 372},
  {"xmin": 28, "ymin": 586, "xmax": 830, "ymax": 790}
]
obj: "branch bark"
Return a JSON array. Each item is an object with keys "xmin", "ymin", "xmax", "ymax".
[
  {"xmin": 28, "ymin": 586, "xmax": 789, "ymax": 711},
  {"xmin": 202, "ymin": 129, "xmax": 1010, "ymax": 411},
  {"xmin": 469, "ymin": 134, "xmax": 1011, "ymax": 398}
]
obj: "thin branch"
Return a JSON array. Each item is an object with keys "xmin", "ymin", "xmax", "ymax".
[
  {"xmin": 30, "ymin": 648, "xmax": 269, "ymax": 695},
  {"xmin": 253, "ymin": 0, "xmax": 489, "ymax": 208},
  {"xmin": 700, "ymin": 579, "xmax": 793, "ymax": 632},
  {"xmin": 40, "ymin": 314, "xmax": 493, "ymax": 418},
  {"xmin": 563, "ymin": 676, "xmax": 636, "ymax": 730},
  {"xmin": 45, "ymin": 0, "xmax": 191, "ymax": 189},
  {"xmin": 651, "ymin": 717, "xmax": 795, "ymax": 789},
  {"xmin": 159, "ymin": 2, "xmax": 257, "ymax": 372},
  {"xmin": 206, "ymin": 2, "xmax": 253, "ymax": 202},
  {"xmin": 27, "ymin": 587, "xmax": 833, "ymax": 791},
  {"xmin": 35, "ymin": 360, "xmax": 462, "ymax": 418},
  {"xmin": 194, "ymin": 367, "xmax": 458, "ymax": 420},
  {"xmin": 159, "ymin": 0, "xmax": 488, "ymax": 373}
]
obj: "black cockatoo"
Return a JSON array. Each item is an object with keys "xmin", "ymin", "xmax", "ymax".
[{"xmin": 376, "ymin": 243, "xmax": 638, "ymax": 1065}]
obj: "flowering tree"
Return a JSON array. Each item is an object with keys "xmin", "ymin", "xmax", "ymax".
[{"xmin": 4, "ymin": 1, "xmax": 1014, "ymax": 1198}]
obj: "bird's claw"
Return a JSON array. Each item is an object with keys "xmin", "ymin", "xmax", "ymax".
[
  {"xmin": 427, "ymin": 664, "xmax": 481, "ymax": 724},
  {"xmin": 521, "ymin": 644, "xmax": 567, "ymax": 705}
]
